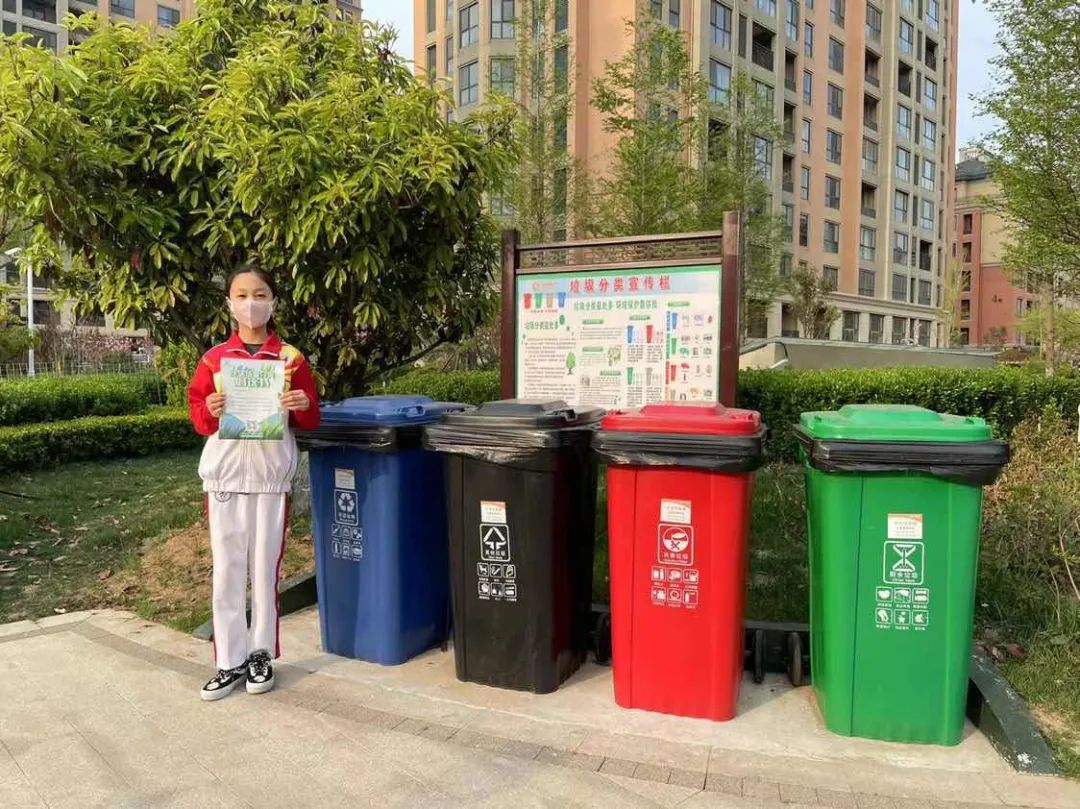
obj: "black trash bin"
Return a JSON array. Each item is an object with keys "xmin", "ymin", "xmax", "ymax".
[{"xmin": 424, "ymin": 399, "xmax": 603, "ymax": 694}]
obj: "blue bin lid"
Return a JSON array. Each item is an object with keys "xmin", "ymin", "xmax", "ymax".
[{"xmin": 320, "ymin": 395, "xmax": 463, "ymax": 427}]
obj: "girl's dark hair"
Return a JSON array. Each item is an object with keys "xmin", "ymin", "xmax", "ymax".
[{"xmin": 225, "ymin": 263, "xmax": 278, "ymax": 298}]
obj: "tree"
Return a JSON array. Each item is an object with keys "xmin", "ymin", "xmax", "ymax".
[
  {"xmin": 0, "ymin": 1, "xmax": 513, "ymax": 398},
  {"xmin": 0, "ymin": 286, "xmax": 35, "ymax": 365},
  {"xmin": 503, "ymin": 0, "xmax": 590, "ymax": 242},
  {"xmin": 588, "ymin": 8, "xmax": 784, "ymax": 328},
  {"xmin": 787, "ymin": 265, "xmax": 838, "ymax": 340},
  {"xmin": 938, "ymin": 258, "xmax": 966, "ymax": 346},
  {"xmin": 1018, "ymin": 305, "xmax": 1080, "ymax": 363},
  {"xmin": 978, "ymin": 0, "xmax": 1080, "ymax": 373}
]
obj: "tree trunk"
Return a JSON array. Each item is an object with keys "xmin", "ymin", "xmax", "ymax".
[{"xmin": 1043, "ymin": 278, "xmax": 1056, "ymax": 377}]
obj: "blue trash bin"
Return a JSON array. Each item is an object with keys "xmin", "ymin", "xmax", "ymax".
[{"xmin": 301, "ymin": 395, "xmax": 465, "ymax": 665}]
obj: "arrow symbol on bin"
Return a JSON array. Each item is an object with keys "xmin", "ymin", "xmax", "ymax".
[{"xmin": 483, "ymin": 526, "xmax": 508, "ymax": 550}]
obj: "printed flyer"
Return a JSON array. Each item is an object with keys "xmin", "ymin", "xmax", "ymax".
[
  {"xmin": 219, "ymin": 359, "xmax": 286, "ymax": 440},
  {"xmin": 515, "ymin": 266, "xmax": 722, "ymax": 408}
]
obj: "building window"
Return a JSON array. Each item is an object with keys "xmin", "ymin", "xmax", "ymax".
[
  {"xmin": 895, "ymin": 147, "xmax": 911, "ymax": 182},
  {"xmin": 921, "ymin": 159, "xmax": 935, "ymax": 191},
  {"xmin": 489, "ymin": 186, "xmax": 514, "ymax": 217},
  {"xmin": 924, "ymin": 78, "xmax": 938, "ymax": 112},
  {"xmin": 897, "ymin": 105, "xmax": 912, "ymax": 140},
  {"xmin": 799, "ymin": 213, "xmax": 809, "ymax": 246},
  {"xmin": 894, "ymin": 191, "xmax": 910, "ymax": 224},
  {"xmin": 919, "ymin": 198, "xmax": 934, "ymax": 231},
  {"xmin": 922, "ymin": 119, "xmax": 937, "ymax": 150},
  {"xmin": 825, "ymin": 176, "xmax": 841, "ymax": 209},
  {"xmin": 490, "ymin": 57, "xmax": 515, "ymax": 95},
  {"xmin": 893, "ymin": 231, "xmax": 909, "ymax": 264},
  {"xmin": 962, "ymin": 241, "xmax": 973, "ymax": 262},
  {"xmin": 111, "ymin": 0, "xmax": 135, "ymax": 17},
  {"xmin": 799, "ymin": 167, "xmax": 811, "ymax": 201},
  {"xmin": 709, "ymin": 60, "xmax": 731, "ymax": 103},
  {"xmin": 917, "ymin": 320, "xmax": 930, "ymax": 346},
  {"xmin": 826, "ymin": 129, "xmax": 842, "ymax": 163},
  {"xmin": 927, "ymin": 0, "xmax": 940, "ymax": 31},
  {"xmin": 918, "ymin": 280, "xmax": 932, "ymax": 306},
  {"xmin": 754, "ymin": 136, "xmax": 773, "ymax": 179},
  {"xmin": 891, "ymin": 274, "xmax": 908, "ymax": 303},
  {"xmin": 830, "ymin": 0, "xmax": 844, "ymax": 26},
  {"xmin": 756, "ymin": 0, "xmax": 777, "ymax": 15},
  {"xmin": 781, "ymin": 253, "xmax": 793, "ymax": 277},
  {"xmin": 555, "ymin": 0, "xmax": 569, "ymax": 31},
  {"xmin": 491, "ymin": 0, "xmax": 514, "ymax": 38},
  {"xmin": 962, "ymin": 214, "xmax": 973, "ymax": 234},
  {"xmin": 445, "ymin": 36, "xmax": 454, "ymax": 74},
  {"xmin": 669, "ymin": 0, "xmax": 681, "ymax": 27},
  {"xmin": 459, "ymin": 60, "xmax": 479, "ymax": 106},
  {"xmin": 801, "ymin": 119, "xmax": 811, "ymax": 153},
  {"xmin": 802, "ymin": 70, "xmax": 812, "ymax": 105},
  {"xmin": 859, "ymin": 269, "xmax": 876, "ymax": 297},
  {"xmin": 26, "ymin": 0, "xmax": 57, "ymax": 20},
  {"xmin": 842, "ymin": 311, "xmax": 860, "ymax": 342},
  {"xmin": 785, "ymin": 0, "xmax": 799, "ymax": 40},
  {"xmin": 824, "ymin": 266, "xmax": 839, "ymax": 289},
  {"xmin": 157, "ymin": 5, "xmax": 180, "ymax": 27},
  {"xmin": 959, "ymin": 327, "xmax": 970, "ymax": 345},
  {"xmin": 459, "ymin": 3, "xmax": 479, "ymax": 48},
  {"xmin": 754, "ymin": 80, "xmax": 775, "ymax": 110},
  {"xmin": 869, "ymin": 314, "xmax": 884, "ymax": 342},
  {"xmin": 960, "ymin": 299, "xmax": 971, "ymax": 319},
  {"xmin": 1, "ymin": 21, "xmax": 14, "ymax": 36},
  {"xmin": 899, "ymin": 19, "xmax": 914, "ymax": 56},
  {"xmin": 804, "ymin": 21, "xmax": 813, "ymax": 57},
  {"xmin": 711, "ymin": 2, "xmax": 732, "ymax": 48},
  {"xmin": 859, "ymin": 226, "xmax": 876, "ymax": 261},
  {"xmin": 827, "ymin": 83, "xmax": 843, "ymax": 118},
  {"xmin": 554, "ymin": 44, "xmax": 569, "ymax": 90},
  {"xmin": 783, "ymin": 203, "xmax": 795, "ymax": 241},
  {"xmin": 426, "ymin": 44, "xmax": 437, "ymax": 83},
  {"xmin": 862, "ymin": 138, "xmax": 878, "ymax": 173},
  {"xmin": 891, "ymin": 316, "xmax": 907, "ymax": 343},
  {"xmin": 824, "ymin": 221, "xmax": 840, "ymax": 253},
  {"xmin": 866, "ymin": 4, "xmax": 882, "ymax": 42},
  {"xmin": 828, "ymin": 38, "xmax": 844, "ymax": 73},
  {"xmin": 447, "ymin": 0, "xmax": 455, "ymax": 23}
]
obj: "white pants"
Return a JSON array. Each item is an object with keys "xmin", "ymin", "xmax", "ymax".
[{"xmin": 208, "ymin": 492, "xmax": 288, "ymax": 670}]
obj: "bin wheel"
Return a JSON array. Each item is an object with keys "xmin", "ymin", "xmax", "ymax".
[
  {"xmin": 787, "ymin": 632, "xmax": 803, "ymax": 688},
  {"xmin": 752, "ymin": 629, "xmax": 766, "ymax": 684},
  {"xmin": 593, "ymin": 611, "xmax": 612, "ymax": 665}
]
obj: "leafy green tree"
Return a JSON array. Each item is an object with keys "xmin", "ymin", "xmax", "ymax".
[
  {"xmin": 978, "ymin": 0, "xmax": 1080, "ymax": 372},
  {"xmin": 787, "ymin": 265, "xmax": 838, "ymax": 340},
  {"xmin": 0, "ymin": 1, "xmax": 513, "ymax": 397},
  {"xmin": 588, "ymin": 8, "xmax": 784, "ymax": 328}
]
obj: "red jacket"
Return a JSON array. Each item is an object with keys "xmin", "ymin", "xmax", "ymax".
[{"xmin": 188, "ymin": 332, "xmax": 321, "ymax": 493}]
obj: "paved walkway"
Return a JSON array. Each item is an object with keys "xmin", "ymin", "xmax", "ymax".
[{"xmin": 0, "ymin": 608, "xmax": 1077, "ymax": 809}]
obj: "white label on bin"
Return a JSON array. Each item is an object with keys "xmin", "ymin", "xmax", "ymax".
[
  {"xmin": 334, "ymin": 468, "xmax": 356, "ymax": 490},
  {"xmin": 480, "ymin": 500, "xmax": 507, "ymax": 524},
  {"xmin": 887, "ymin": 513, "xmax": 923, "ymax": 540},
  {"xmin": 660, "ymin": 498, "xmax": 692, "ymax": 524}
]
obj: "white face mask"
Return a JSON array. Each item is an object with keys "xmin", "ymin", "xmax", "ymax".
[{"xmin": 229, "ymin": 298, "xmax": 275, "ymax": 329}]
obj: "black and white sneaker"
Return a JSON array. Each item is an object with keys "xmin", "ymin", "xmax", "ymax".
[
  {"xmin": 246, "ymin": 649, "xmax": 274, "ymax": 694},
  {"xmin": 200, "ymin": 665, "xmax": 247, "ymax": 701}
]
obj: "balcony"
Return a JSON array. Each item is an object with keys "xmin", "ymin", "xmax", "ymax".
[
  {"xmin": 866, "ymin": 73, "xmax": 880, "ymax": 88},
  {"xmin": 783, "ymin": 176, "xmax": 794, "ymax": 193},
  {"xmin": 752, "ymin": 42, "xmax": 775, "ymax": 71},
  {"xmin": 861, "ymin": 206, "xmax": 876, "ymax": 218},
  {"xmin": 865, "ymin": 119, "xmax": 878, "ymax": 132},
  {"xmin": 785, "ymin": 75, "xmax": 797, "ymax": 92}
]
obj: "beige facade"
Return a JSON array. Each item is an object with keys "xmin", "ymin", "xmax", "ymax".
[
  {"xmin": 414, "ymin": 0, "xmax": 958, "ymax": 347},
  {"xmin": 0, "ymin": 1, "xmax": 196, "ymax": 50}
]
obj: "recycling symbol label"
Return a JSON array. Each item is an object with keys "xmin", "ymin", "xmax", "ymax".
[
  {"xmin": 335, "ymin": 489, "xmax": 358, "ymax": 526},
  {"xmin": 479, "ymin": 523, "xmax": 511, "ymax": 562}
]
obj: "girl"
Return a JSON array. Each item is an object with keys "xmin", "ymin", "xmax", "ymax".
[{"xmin": 187, "ymin": 265, "xmax": 320, "ymax": 701}]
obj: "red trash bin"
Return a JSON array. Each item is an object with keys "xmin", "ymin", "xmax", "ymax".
[{"xmin": 593, "ymin": 403, "xmax": 766, "ymax": 721}]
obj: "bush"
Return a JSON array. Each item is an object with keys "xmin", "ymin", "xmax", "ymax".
[
  {"xmin": 156, "ymin": 342, "xmax": 201, "ymax": 408},
  {"xmin": 380, "ymin": 369, "xmax": 500, "ymax": 405},
  {"xmin": 739, "ymin": 367, "xmax": 1080, "ymax": 462},
  {"xmin": 0, "ymin": 408, "xmax": 201, "ymax": 474},
  {"xmin": 0, "ymin": 374, "xmax": 164, "ymax": 427}
]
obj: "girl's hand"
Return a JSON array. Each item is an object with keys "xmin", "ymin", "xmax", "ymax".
[
  {"xmin": 206, "ymin": 392, "xmax": 226, "ymax": 418},
  {"xmin": 281, "ymin": 390, "xmax": 310, "ymax": 412}
]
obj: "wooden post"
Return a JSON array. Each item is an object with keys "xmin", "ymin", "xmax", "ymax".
[
  {"xmin": 720, "ymin": 211, "xmax": 743, "ymax": 407},
  {"xmin": 499, "ymin": 229, "xmax": 519, "ymax": 400}
]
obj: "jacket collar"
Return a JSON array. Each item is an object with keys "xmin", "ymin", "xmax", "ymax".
[{"xmin": 224, "ymin": 331, "xmax": 283, "ymax": 359}]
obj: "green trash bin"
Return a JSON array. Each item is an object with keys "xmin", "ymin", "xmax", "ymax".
[{"xmin": 795, "ymin": 405, "xmax": 1009, "ymax": 746}]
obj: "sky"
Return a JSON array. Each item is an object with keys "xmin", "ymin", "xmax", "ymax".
[{"xmin": 361, "ymin": 0, "xmax": 1002, "ymax": 154}]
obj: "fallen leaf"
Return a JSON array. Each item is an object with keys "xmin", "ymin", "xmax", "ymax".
[
  {"xmin": 98, "ymin": 569, "xmax": 113, "ymax": 580},
  {"xmin": 53, "ymin": 556, "xmax": 67, "ymax": 563}
]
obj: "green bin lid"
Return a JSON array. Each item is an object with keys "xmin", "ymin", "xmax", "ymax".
[{"xmin": 798, "ymin": 404, "xmax": 992, "ymax": 442}]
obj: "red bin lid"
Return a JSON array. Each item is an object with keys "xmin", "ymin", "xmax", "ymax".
[{"xmin": 600, "ymin": 402, "xmax": 761, "ymax": 436}]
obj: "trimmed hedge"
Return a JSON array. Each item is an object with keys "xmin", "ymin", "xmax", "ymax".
[
  {"xmin": 381, "ymin": 366, "xmax": 1080, "ymax": 463},
  {"xmin": 381, "ymin": 369, "xmax": 500, "ymax": 405},
  {"xmin": 0, "ymin": 374, "xmax": 163, "ymax": 427},
  {"xmin": 0, "ymin": 408, "xmax": 201, "ymax": 474}
]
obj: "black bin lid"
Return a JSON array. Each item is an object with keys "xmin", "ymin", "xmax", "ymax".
[{"xmin": 439, "ymin": 399, "xmax": 604, "ymax": 431}]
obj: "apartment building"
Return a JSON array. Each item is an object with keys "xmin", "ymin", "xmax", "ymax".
[
  {"xmin": 0, "ymin": 1, "xmax": 196, "ymax": 50},
  {"xmin": 415, "ymin": 0, "xmax": 959, "ymax": 347},
  {"xmin": 952, "ymin": 154, "xmax": 1034, "ymax": 348}
]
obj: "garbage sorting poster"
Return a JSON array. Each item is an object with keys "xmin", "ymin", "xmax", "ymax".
[
  {"xmin": 515, "ymin": 266, "xmax": 722, "ymax": 408},
  {"xmin": 219, "ymin": 359, "xmax": 286, "ymax": 440}
]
